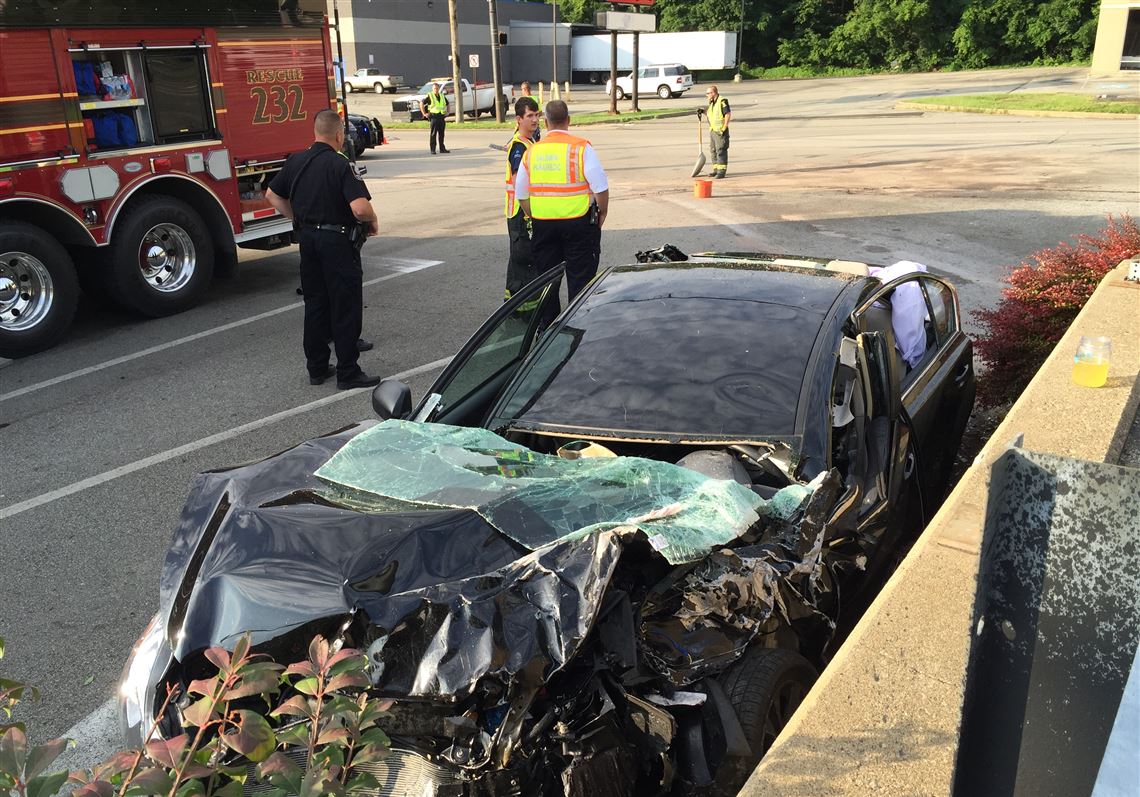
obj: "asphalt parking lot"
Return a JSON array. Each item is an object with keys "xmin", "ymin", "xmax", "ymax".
[{"xmin": 1, "ymin": 66, "xmax": 1137, "ymax": 756}]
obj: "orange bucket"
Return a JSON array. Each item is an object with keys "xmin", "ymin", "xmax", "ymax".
[{"xmin": 693, "ymin": 179, "xmax": 713, "ymax": 199}]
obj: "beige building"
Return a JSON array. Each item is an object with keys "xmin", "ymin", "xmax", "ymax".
[{"xmin": 1090, "ymin": 0, "xmax": 1140, "ymax": 74}]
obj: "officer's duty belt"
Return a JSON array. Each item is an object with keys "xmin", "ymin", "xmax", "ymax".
[{"xmin": 304, "ymin": 223, "xmax": 350, "ymax": 234}]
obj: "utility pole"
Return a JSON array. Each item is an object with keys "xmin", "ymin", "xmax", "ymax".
[
  {"xmin": 488, "ymin": 0, "xmax": 505, "ymax": 122},
  {"xmin": 448, "ymin": 0, "xmax": 464, "ymax": 122},
  {"xmin": 551, "ymin": 0, "xmax": 557, "ymax": 85},
  {"xmin": 736, "ymin": 0, "xmax": 744, "ymax": 79}
]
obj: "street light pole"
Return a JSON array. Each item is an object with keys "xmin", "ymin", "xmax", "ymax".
[{"xmin": 448, "ymin": 0, "xmax": 463, "ymax": 122}]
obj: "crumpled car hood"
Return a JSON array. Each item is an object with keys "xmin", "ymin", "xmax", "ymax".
[{"xmin": 159, "ymin": 421, "xmax": 836, "ymax": 702}]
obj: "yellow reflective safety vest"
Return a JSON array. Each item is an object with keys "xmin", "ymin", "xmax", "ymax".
[
  {"xmin": 425, "ymin": 91, "xmax": 447, "ymax": 115},
  {"xmin": 707, "ymin": 96, "xmax": 729, "ymax": 133},
  {"xmin": 504, "ymin": 133, "xmax": 532, "ymax": 218},
  {"xmin": 521, "ymin": 131, "xmax": 591, "ymax": 220}
]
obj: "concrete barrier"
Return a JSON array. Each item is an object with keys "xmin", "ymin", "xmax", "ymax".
[{"xmin": 741, "ymin": 258, "xmax": 1140, "ymax": 796}]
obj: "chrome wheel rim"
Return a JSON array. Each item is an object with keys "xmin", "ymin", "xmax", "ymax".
[
  {"xmin": 138, "ymin": 223, "xmax": 195, "ymax": 293},
  {"xmin": 0, "ymin": 252, "xmax": 54, "ymax": 332}
]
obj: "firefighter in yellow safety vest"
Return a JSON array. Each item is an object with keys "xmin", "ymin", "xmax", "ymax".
[
  {"xmin": 504, "ymin": 96, "xmax": 540, "ymax": 306},
  {"xmin": 515, "ymin": 100, "xmax": 610, "ymax": 306}
]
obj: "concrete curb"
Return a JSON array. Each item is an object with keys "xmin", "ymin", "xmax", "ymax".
[
  {"xmin": 896, "ymin": 100, "xmax": 1139, "ymax": 119},
  {"xmin": 742, "ymin": 259, "xmax": 1140, "ymax": 796}
]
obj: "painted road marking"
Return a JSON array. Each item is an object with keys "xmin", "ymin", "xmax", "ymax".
[
  {"xmin": 0, "ymin": 258, "xmax": 445, "ymax": 403},
  {"xmin": 0, "ymin": 356, "xmax": 452, "ymax": 521}
]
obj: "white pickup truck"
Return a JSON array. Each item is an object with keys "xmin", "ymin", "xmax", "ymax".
[
  {"xmin": 391, "ymin": 78, "xmax": 514, "ymax": 121},
  {"xmin": 344, "ymin": 68, "xmax": 404, "ymax": 94}
]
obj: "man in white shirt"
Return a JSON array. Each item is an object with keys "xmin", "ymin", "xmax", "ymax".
[{"xmin": 515, "ymin": 100, "xmax": 609, "ymax": 301}]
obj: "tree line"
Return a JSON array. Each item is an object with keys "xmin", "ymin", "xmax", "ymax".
[{"xmin": 547, "ymin": 0, "xmax": 1099, "ymax": 71}]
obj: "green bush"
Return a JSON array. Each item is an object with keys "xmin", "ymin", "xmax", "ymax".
[
  {"xmin": 1, "ymin": 635, "xmax": 390, "ymax": 797},
  {"xmin": 973, "ymin": 215, "xmax": 1140, "ymax": 407}
]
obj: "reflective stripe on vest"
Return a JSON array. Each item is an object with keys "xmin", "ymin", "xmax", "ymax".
[
  {"xmin": 504, "ymin": 133, "xmax": 532, "ymax": 218},
  {"xmin": 707, "ymin": 96, "xmax": 728, "ymax": 132},
  {"xmin": 522, "ymin": 133, "xmax": 591, "ymax": 220},
  {"xmin": 427, "ymin": 91, "xmax": 446, "ymax": 114}
]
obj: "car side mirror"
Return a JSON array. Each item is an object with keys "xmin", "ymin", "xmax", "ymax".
[{"xmin": 372, "ymin": 379, "xmax": 412, "ymax": 420}]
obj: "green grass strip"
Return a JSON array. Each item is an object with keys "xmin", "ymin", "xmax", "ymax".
[{"xmin": 908, "ymin": 92, "xmax": 1139, "ymax": 114}]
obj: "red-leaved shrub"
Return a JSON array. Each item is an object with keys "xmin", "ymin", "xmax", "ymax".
[{"xmin": 973, "ymin": 214, "xmax": 1140, "ymax": 407}]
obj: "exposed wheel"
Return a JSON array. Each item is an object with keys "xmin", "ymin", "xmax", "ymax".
[
  {"xmin": 0, "ymin": 221, "xmax": 80, "ymax": 358},
  {"xmin": 588, "ymin": 72, "xmax": 601, "ymax": 85},
  {"xmin": 344, "ymin": 82, "xmax": 354, "ymax": 94},
  {"xmin": 373, "ymin": 83, "xmax": 384, "ymax": 94},
  {"xmin": 107, "ymin": 196, "xmax": 214, "ymax": 318},
  {"xmin": 715, "ymin": 647, "xmax": 816, "ymax": 790},
  {"xmin": 614, "ymin": 86, "xmax": 625, "ymax": 101},
  {"xmin": 657, "ymin": 84, "xmax": 672, "ymax": 100}
]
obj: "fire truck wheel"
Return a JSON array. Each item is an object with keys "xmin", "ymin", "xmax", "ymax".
[
  {"xmin": 108, "ymin": 197, "xmax": 214, "ymax": 317},
  {"xmin": 0, "ymin": 221, "xmax": 80, "ymax": 358}
]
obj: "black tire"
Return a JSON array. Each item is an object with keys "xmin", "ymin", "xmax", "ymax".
[
  {"xmin": 657, "ymin": 84, "xmax": 672, "ymax": 100},
  {"xmin": 344, "ymin": 82, "xmax": 354, "ymax": 94},
  {"xmin": 0, "ymin": 221, "xmax": 80, "ymax": 358},
  {"xmin": 373, "ymin": 83, "xmax": 384, "ymax": 94},
  {"xmin": 106, "ymin": 196, "xmax": 214, "ymax": 318},
  {"xmin": 718, "ymin": 647, "xmax": 816, "ymax": 780},
  {"xmin": 614, "ymin": 86, "xmax": 625, "ymax": 101}
]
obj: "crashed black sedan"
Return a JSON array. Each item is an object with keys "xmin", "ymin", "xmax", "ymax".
[{"xmin": 119, "ymin": 251, "xmax": 974, "ymax": 795}]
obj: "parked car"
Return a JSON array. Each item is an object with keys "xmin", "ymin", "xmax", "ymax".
[
  {"xmin": 344, "ymin": 67, "xmax": 403, "ymax": 94},
  {"xmin": 346, "ymin": 112, "xmax": 384, "ymax": 156},
  {"xmin": 606, "ymin": 63, "xmax": 694, "ymax": 99},
  {"xmin": 119, "ymin": 250, "xmax": 974, "ymax": 795},
  {"xmin": 391, "ymin": 77, "xmax": 513, "ymax": 120}
]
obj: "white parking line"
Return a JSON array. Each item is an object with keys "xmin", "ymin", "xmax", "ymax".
[
  {"xmin": 0, "ymin": 258, "xmax": 444, "ymax": 403},
  {"xmin": 0, "ymin": 356, "xmax": 451, "ymax": 521}
]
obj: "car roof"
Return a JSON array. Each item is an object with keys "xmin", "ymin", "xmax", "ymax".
[{"xmin": 495, "ymin": 261, "xmax": 871, "ymax": 445}]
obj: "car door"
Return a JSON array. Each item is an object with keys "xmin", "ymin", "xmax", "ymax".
[
  {"xmin": 413, "ymin": 267, "xmax": 565, "ymax": 428},
  {"xmin": 636, "ymin": 67, "xmax": 655, "ymax": 94},
  {"xmin": 853, "ymin": 273, "xmax": 974, "ymax": 515}
]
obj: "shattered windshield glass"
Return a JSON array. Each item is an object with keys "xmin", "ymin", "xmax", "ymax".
[{"xmin": 315, "ymin": 420, "xmax": 766, "ymax": 564}]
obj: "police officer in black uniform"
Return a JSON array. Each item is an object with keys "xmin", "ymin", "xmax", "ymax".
[{"xmin": 267, "ymin": 110, "xmax": 381, "ymax": 390}]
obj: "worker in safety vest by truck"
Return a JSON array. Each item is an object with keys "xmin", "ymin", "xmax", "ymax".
[
  {"xmin": 515, "ymin": 100, "xmax": 609, "ymax": 311},
  {"xmin": 420, "ymin": 83, "xmax": 449, "ymax": 154}
]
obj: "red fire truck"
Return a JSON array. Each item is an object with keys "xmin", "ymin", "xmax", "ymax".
[{"xmin": 0, "ymin": 4, "xmax": 339, "ymax": 358}]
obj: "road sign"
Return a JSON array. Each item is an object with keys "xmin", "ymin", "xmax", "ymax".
[
  {"xmin": 469, "ymin": 53, "xmax": 480, "ymax": 69},
  {"xmin": 596, "ymin": 11, "xmax": 656, "ymax": 32}
]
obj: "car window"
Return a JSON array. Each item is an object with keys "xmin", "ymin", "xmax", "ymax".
[
  {"xmin": 922, "ymin": 278, "xmax": 957, "ymax": 346},
  {"xmin": 638, "ymin": 68, "xmax": 653, "ymax": 78},
  {"xmin": 428, "ymin": 272, "xmax": 565, "ymax": 422},
  {"xmin": 665, "ymin": 66, "xmax": 684, "ymax": 76}
]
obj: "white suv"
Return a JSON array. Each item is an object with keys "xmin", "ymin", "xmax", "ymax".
[{"xmin": 606, "ymin": 64, "xmax": 694, "ymax": 100}]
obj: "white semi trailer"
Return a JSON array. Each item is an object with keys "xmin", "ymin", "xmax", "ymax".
[{"xmin": 570, "ymin": 30, "xmax": 737, "ymax": 84}]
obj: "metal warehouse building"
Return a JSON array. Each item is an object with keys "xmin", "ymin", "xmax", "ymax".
[{"xmin": 329, "ymin": 0, "xmax": 573, "ymax": 87}]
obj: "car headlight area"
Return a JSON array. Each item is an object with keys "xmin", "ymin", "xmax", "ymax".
[{"xmin": 118, "ymin": 612, "xmax": 172, "ymax": 747}]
